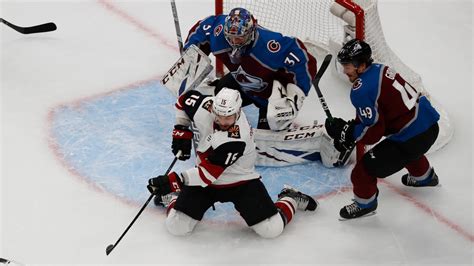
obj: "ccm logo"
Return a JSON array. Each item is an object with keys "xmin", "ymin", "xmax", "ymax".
[
  {"xmin": 284, "ymin": 131, "xmax": 316, "ymax": 140},
  {"xmin": 162, "ymin": 57, "xmax": 185, "ymax": 84},
  {"xmin": 173, "ymin": 131, "xmax": 185, "ymax": 137}
]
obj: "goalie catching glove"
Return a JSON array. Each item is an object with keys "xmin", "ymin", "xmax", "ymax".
[
  {"xmin": 147, "ymin": 172, "xmax": 183, "ymax": 196},
  {"xmin": 266, "ymin": 81, "xmax": 306, "ymax": 131},
  {"xmin": 172, "ymin": 125, "xmax": 193, "ymax": 161},
  {"xmin": 325, "ymin": 117, "xmax": 355, "ymax": 152}
]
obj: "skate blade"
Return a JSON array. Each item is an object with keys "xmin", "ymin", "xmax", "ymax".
[{"xmin": 338, "ymin": 210, "xmax": 377, "ymax": 221}]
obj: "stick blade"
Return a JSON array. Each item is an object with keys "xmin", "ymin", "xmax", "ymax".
[
  {"xmin": 315, "ymin": 54, "xmax": 333, "ymax": 80},
  {"xmin": 105, "ymin": 244, "xmax": 115, "ymax": 256},
  {"xmin": 24, "ymin": 22, "xmax": 57, "ymax": 34}
]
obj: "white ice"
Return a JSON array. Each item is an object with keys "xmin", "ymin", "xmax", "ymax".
[{"xmin": 1, "ymin": 0, "xmax": 472, "ymax": 265}]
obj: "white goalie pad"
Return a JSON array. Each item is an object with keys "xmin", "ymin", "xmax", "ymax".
[
  {"xmin": 160, "ymin": 45, "xmax": 213, "ymax": 97},
  {"xmin": 319, "ymin": 131, "xmax": 343, "ymax": 168},
  {"xmin": 254, "ymin": 124, "xmax": 324, "ymax": 167},
  {"xmin": 253, "ymin": 124, "xmax": 346, "ymax": 168}
]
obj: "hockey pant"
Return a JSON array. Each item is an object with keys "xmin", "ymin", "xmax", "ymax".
[
  {"xmin": 352, "ymin": 123, "xmax": 439, "ymax": 200},
  {"xmin": 165, "ymin": 179, "xmax": 287, "ymax": 238}
]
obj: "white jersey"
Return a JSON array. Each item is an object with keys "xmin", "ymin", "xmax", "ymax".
[{"xmin": 175, "ymin": 90, "xmax": 260, "ymax": 187}]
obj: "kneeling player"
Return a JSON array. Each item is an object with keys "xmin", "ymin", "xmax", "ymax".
[{"xmin": 147, "ymin": 88, "xmax": 318, "ymax": 237}]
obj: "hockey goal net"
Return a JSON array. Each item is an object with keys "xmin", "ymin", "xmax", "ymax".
[{"xmin": 215, "ymin": 0, "xmax": 453, "ymax": 158}]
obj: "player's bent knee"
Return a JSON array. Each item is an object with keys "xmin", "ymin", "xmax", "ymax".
[
  {"xmin": 251, "ymin": 213, "xmax": 284, "ymax": 238},
  {"xmin": 165, "ymin": 208, "xmax": 199, "ymax": 236},
  {"xmin": 362, "ymin": 153, "xmax": 392, "ymax": 178}
]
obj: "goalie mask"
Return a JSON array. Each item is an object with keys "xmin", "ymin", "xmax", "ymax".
[{"xmin": 224, "ymin": 8, "xmax": 257, "ymax": 50}]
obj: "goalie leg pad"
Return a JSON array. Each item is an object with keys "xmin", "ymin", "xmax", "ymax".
[
  {"xmin": 254, "ymin": 125, "xmax": 324, "ymax": 166},
  {"xmin": 320, "ymin": 131, "xmax": 343, "ymax": 168}
]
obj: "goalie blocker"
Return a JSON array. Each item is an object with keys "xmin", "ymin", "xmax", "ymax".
[{"xmin": 161, "ymin": 44, "xmax": 213, "ymax": 97}]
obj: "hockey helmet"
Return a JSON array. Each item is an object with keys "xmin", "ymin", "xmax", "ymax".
[
  {"xmin": 213, "ymin": 88, "xmax": 243, "ymax": 117},
  {"xmin": 224, "ymin": 8, "xmax": 257, "ymax": 49},
  {"xmin": 337, "ymin": 39, "xmax": 373, "ymax": 67}
]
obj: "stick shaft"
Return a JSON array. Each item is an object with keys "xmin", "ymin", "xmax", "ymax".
[
  {"xmin": 312, "ymin": 54, "xmax": 354, "ymax": 166},
  {"xmin": 106, "ymin": 154, "xmax": 180, "ymax": 255},
  {"xmin": 170, "ymin": 0, "xmax": 184, "ymax": 54},
  {"xmin": 312, "ymin": 54, "xmax": 334, "ymax": 120}
]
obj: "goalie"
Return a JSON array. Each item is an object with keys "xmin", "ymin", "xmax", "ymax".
[
  {"xmin": 184, "ymin": 7, "xmax": 317, "ymax": 131},
  {"xmin": 161, "ymin": 8, "xmax": 344, "ymax": 167}
]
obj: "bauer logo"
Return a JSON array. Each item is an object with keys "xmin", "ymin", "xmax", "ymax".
[{"xmin": 49, "ymin": 81, "xmax": 350, "ymax": 223}]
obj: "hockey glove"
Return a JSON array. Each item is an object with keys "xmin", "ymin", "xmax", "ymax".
[
  {"xmin": 325, "ymin": 118, "xmax": 355, "ymax": 152},
  {"xmin": 172, "ymin": 125, "xmax": 193, "ymax": 161},
  {"xmin": 147, "ymin": 172, "xmax": 183, "ymax": 196}
]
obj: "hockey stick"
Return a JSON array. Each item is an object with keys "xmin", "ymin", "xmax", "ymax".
[
  {"xmin": 312, "ymin": 54, "xmax": 354, "ymax": 167},
  {"xmin": 170, "ymin": 0, "xmax": 184, "ymax": 54},
  {"xmin": 0, "ymin": 18, "xmax": 56, "ymax": 34},
  {"xmin": 105, "ymin": 152, "xmax": 181, "ymax": 256},
  {"xmin": 169, "ymin": 0, "xmax": 202, "ymax": 158},
  {"xmin": 312, "ymin": 54, "xmax": 334, "ymax": 119}
]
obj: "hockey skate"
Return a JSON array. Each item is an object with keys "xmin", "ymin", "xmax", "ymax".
[
  {"xmin": 153, "ymin": 192, "xmax": 179, "ymax": 207},
  {"xmin": 278, "ymin": 185, "xmax": 318, "ymax": 211},
  {"xmin": 339, "ymin": 199, "xmax": 377, "ymax": 220},
  {"xmin": 401, "ymin": 168, "xmax": 439, "ymax": 187}
]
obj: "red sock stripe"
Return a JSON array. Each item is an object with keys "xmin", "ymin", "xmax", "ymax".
[{"xmin": 275, "ymin": 200, "xmax": 295, "ymax": 223}]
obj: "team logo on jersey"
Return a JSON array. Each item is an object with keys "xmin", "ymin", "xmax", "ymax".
[
  {"xmin": 352, "ymin": 78, "xmax": 363, "ymax": 90},
  {"xmin": 231, "ymin": 66, "xmax": 267, "ymax": 92},
  {"xmin": 202, "ymin": 99, "xmax": 213, "ymax": 112},
  {"xmin": 267, "ymin": 40, "xmax": 281, "ymax": 53},
  {"xmin": 227, "ymin": 125, "xmax": 241, "ymax": 138},
  {"xmin": 214, "ymin": 25, "xmax": 223, "ymax": 36}
]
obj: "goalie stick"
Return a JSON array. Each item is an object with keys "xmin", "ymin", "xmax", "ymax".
[
  {"xmin": 0, "ymin": 18, "xmax": 56, "ymax": 34},
  {"xmin": 312, "ymin": 54, "xmax": 354, "ymax": 167},
  {"xmin": 170, "ymin": 0, "xmax": 184, "ymax": 54}
]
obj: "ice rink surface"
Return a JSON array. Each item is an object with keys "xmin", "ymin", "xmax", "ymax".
[{"xmin": 1, "ymin": 0, "xmax": 472, "ymax": 265}]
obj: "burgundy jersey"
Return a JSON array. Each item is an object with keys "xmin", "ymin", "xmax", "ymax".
[
  {"xmin": 350, "ymin": 64, "xmax": 439, "ymax": 144},
  {"xmin": 184, "ymin": 15, "xmax": 317, "ymax": 107}
]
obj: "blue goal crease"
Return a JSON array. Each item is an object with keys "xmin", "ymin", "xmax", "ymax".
[{"xmin": 49, "ymin": 81, "xmax": 351, "ymax": 221}]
